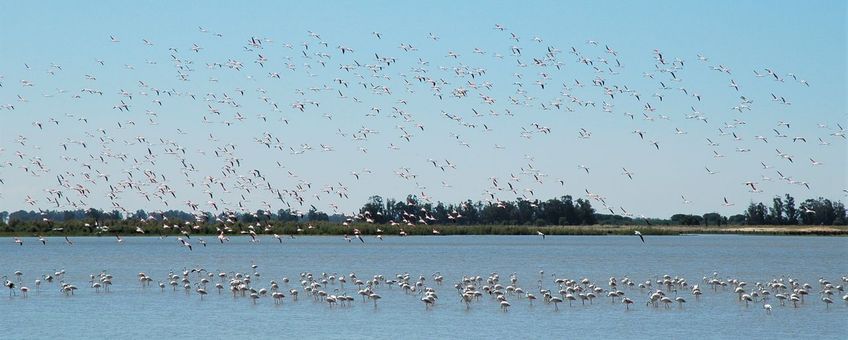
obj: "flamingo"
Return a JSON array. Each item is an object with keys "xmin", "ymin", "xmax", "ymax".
[
  {"xmin": 550, "ymin": 296, "xmax": 563, "ymax": 311},
  {"xmin": 197, "ymin": 287, "xmax": 208, "ymax": 300},
  {"xmin": 369, "ymin": 293, "xmax": 381, "ymax": 307},
  {"xmin": 4, "ymin": 279, "xmax": 16, "ymax": 296},
  {"xmin": 822, "ymin": 296, "xmax": 833, "ymax": 308},
  {"xmin": 272, "ymin": 292, "xmax": 285, "ymax": 304},
  {"xmin": 421, "ymin": 295, "xmax": 436, "ymax": 309},
  {"xmin": 622, "ymin": 297, "xmax": 634, "ymax": 310}
]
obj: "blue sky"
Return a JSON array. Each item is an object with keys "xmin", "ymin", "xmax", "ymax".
[{"xmin": 0, "ymin": 1, "xmax": 845, "ymax": 218}]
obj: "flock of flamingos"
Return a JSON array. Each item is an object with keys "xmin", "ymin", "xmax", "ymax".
[
  {"xmin": 0, "ymin": 18, "xmax": 844, "ymax": 329},
  {"xmin": 3, "ymin": 266, "xmax": 846, "ymax": 314},
  {"xmin": 0, "ymin": 20, "xmax": 844, "ymax": 231}
]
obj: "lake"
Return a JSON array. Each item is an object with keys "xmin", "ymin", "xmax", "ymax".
[{"xmin": 1, "ymin": 235, "xmax": 845, "ymax": 339}]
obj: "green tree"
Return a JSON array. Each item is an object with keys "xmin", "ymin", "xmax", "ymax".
[
  {"xmin": 671, "ymin": 214, "xmax": 703, "ymax": 226},
  {"xmin": 515, "ymin": 199, "xmax": 536, "ymax": 225},
  {"xmin": 728, "ymin": 214, "xmax": 746, "ymax": 224},
  {"xmin": 360, "ymin": 195, "xmax": 387, "ymax": 223},
  {"xmin": 745, "ymin": 203, "xmax": 767, "ymax": 225},
  {"xmin": 703, "ymin": 212, "xmax": 723, "ymax": 227},
  {"xmin": 86, "ymin": 208, "xmax": 103, "ymax": 223},
  {"xmin": 561, "ymin": 196, "xmax": 579, "ymax": 225},
  {"xmin": 62, "ymin": 210, "xmax": 75, "ymax": 222},
  {"xmin": 799, "ymin": 199, "xmax": 818, "ymax": 224},
  {"xmin": 783, "ymin": 194, "xmax": 798, "ymax": 225},
  {"xmin": 769, "ymin": 196, "xmax": 784, "ymax": 225},
  {"xmin": 575, "ymin": 199, "xmax": 596, "ymax": 225},
  {"xmin": 833, "ymin": 202, "xmax": 847, "ymax": 225},
  {"xmin": 307, "ymin": 209, "xmax": 328, "ymax": 222}
]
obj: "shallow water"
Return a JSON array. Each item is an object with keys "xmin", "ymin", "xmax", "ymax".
[{"xmin": 1, "ymin": 235, "xmax": 846, "ymax": 339}]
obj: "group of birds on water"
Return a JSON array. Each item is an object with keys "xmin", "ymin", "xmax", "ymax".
[
  {"xmin": 3, "ymin": 267, "xmax": 846, "ymax": 314},
  {"xmin": 0, "ymin": 22, "xmax": 844, "ymax": 228}
]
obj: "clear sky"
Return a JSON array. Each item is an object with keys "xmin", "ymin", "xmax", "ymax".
[{"xmin": 0, "ymin": 0, "xmax": 845, "ymax": 218}]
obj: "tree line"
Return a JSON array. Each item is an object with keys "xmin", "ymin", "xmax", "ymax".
[
  {"xmin": 744, "ymin": 194, "xmax": 846, "ymax": 225},
  {"xmin": 0, "ymin": 193, "xmax": 844, "ymax": 235}
]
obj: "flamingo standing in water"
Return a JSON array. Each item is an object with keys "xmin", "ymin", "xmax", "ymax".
[
  {"xmin": 623, "ymin": 297, "xmax": 634, "ymax": 310},
  {"xmin": 421, "ymin": 295, "xmax": 435, "ymax": 309},
  {"xmin": 369, "ymin": 293, "xmax": 381, "ymax": 307},
  {"xmin": 4, "ymin": 279, "xmax": 16, "ymax": 296},
  {"xmin": 196, "ymin": 286, "xmax": 208, "ymax": 300},
  {"xmin": 822, "ymin": 296, "xmax": 833, "ymax": 309},
  {"xmin": 550, "ymin": 296, "xmax": 562, "ymax": 311}
]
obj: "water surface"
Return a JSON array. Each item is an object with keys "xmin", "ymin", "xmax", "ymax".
[{"xmin": 1, "ymin": 235, "xmax": 845, "ymax": 339}]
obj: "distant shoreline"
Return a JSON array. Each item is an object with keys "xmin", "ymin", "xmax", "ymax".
[{"xmin": 1, "ymin": 224, "xmax": 845, "ymax": 237}]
